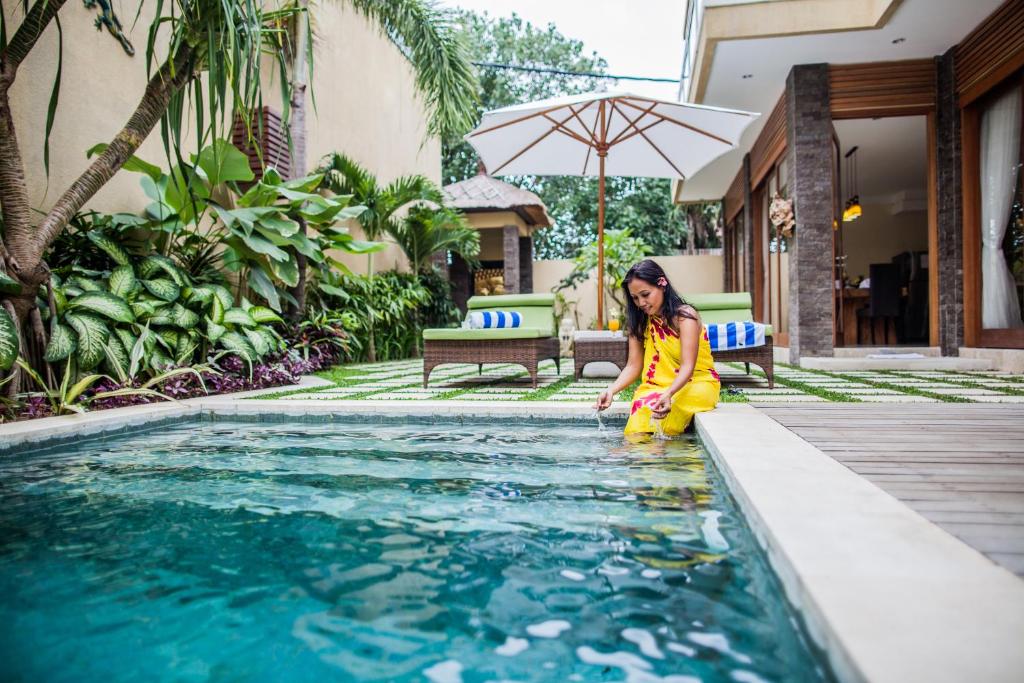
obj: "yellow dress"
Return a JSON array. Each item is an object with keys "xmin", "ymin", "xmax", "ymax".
[{"xmin": 624, "ymin": 316, "xmax": 721, "ymax": 436}]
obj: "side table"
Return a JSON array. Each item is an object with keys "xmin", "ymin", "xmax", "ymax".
[{"xmin": 573, "ymin": 332, "xmax": 628, "ymax": 380}]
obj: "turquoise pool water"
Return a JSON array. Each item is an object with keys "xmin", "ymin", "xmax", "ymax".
[{"xmin": 0, "ymin": 420, "xmax": 834, "ymax": 682}]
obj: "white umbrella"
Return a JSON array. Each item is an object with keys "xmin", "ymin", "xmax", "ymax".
[{"xmin": 464, "ymin": 91, "xmax": 758, "ymax": 328}]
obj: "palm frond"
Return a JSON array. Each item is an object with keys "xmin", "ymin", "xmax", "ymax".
[
  {"xmin": 347, "ymin": 0, "xmax": 479, "ymax": 139},
  {"xmin": 393, "ymin": 205, "xmax": 478, "ymax": 272}
]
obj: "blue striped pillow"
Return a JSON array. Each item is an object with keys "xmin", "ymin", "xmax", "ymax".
[
  {"xmin": 704, "ymin": 322, "xmax": 767, "ymax": 351},
  {"xmin": 465, "ymin": 310, "xmax": 523, "ymax": 329}
]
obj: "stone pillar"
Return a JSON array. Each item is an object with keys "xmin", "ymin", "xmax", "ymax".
[
  {"xmin": 430, "ymin": 250, "xmax": 449, "ymax": 278},
  {"xmin": 742, "ymin": 153, "xmax": 755, "ymax": 296},
  {"xmin": 518, "ymin": 236, "xmax": 533, "ymax": 293},
  {"xmin": 785, "ymin": 63, "xmax": 835, "ymax": 362},
  {"xmin": 935, "ymin": 49, "xmax": 963, "ymax": 356},
  {"xmin": 502, "ymin": 225, "xmax": 521, "ymax": 294},
  {"xmin": 450, "ymin": 253, "xmax": 471, "ymax": 313}
]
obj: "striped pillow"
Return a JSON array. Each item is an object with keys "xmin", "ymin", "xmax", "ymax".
[
  {"xmin": 465, "ymin": 310, "xmax": 523, "ymax": 329},
  {"xmin": 704, "ymin": 322, "xmax": 766, "ymax": 351}
]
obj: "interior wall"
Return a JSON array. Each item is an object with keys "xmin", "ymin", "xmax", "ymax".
[{"xmin": 842, "ymin": 205, "xmax": 929, "ymax": 280}]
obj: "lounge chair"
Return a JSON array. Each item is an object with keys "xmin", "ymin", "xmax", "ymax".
[
  {"xmin": 684, "ymin": 292, "xmax": 774, "ymax": 389},
  {"xmin": 422, "ymin": 293, "xmax": 560, "ymax": 389}
]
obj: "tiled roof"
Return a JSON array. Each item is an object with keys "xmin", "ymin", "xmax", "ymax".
[{"xmin": 442, "ymin": 173, "xmax": 553, "ymax": 228}]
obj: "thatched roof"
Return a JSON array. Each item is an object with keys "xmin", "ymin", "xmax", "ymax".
[{"xmin": 442, "ymin": 172, "xmax": 553, "ymax": 228}]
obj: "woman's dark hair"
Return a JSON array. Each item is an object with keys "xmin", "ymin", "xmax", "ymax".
[{"xmin": 621, "ymin": 259, "xmax": 696, "ymax": 340}]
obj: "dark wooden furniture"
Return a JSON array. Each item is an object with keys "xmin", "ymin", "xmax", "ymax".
[
  {"xmin": 573, "ymin": 335, "xmax": 628, "ymax": 380},
  {"xmin": 423, "ymin": 337, "xmax": 560, "ymax": 389}
]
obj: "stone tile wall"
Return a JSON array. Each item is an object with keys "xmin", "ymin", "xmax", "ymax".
[
  {"xmin": 935, "ymin": 49, "xmax": 964, "ymax": 355},
  {"xmin": 785, "ymin": 64, "xmax": 836, "ymax": 362}
]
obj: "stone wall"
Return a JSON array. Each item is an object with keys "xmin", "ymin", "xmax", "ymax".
[
  {"xmin": 785, "ymin": 64, "xmax": 835, "ymax": 362},
  {"xmin": 935, "ymin": 49, "xmax": 964, "ymax": 355}
]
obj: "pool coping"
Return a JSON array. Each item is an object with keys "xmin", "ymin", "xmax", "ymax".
[
  {"xmin": 696, "ymin": 404, "xmax": 1024, "ymax": 683},
  {"xmin": 3, "ymin": 399, "xmax": 1024, "ymax": 683}
]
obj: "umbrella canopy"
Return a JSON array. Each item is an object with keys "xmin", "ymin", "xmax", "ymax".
[{"xmin": 464, "ymin": 91, "xmax": 759, "ymax": 327}]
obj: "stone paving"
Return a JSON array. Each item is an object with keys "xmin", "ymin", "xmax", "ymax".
[{"xmin": 254, "ymin": 358, "xmax": 1024, "ymax": 405}]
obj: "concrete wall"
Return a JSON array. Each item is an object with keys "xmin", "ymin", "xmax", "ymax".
[
  {"xmin": 9, "ymin": 2, "xmax": 182, "ymax": 216},
  {"xmin": 294, "ymin": 2, "xmax": 441, "ymax": 274},
  {"xmin": 534, "ymin": 255, "xmax": 724, "ymax": 330},
  {"xmin": 8, "ymin": 2, "xmax": 439, "ymax": 275}
]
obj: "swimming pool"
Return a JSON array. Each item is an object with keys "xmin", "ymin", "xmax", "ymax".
[{"xmin": 0, "ymin": 419, "xmax": 834, "ymax": 682}]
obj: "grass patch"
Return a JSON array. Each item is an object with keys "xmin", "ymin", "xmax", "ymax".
[
  {"xmin": 519, "ymin": 374, "xmax": 575, "ymax": 401},
  {"xmin": 732, "ymin": 363, "xmax": 861, "ymax": 402},
  {"xmin": 790, "ymin": 364, "xmax": 971, "ymax": 403},
  {"xmin": 917, "ymin": 370, "xmax": 1024, "ymax": 395},
  {"xmin": 719, "ymin": 387, "xmax": 750, "ymax": 402}
]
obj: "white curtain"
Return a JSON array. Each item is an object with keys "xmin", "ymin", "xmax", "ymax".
[{"xmin": 980, "ymin": 87, "xmax": 1024, "ymax": 329}]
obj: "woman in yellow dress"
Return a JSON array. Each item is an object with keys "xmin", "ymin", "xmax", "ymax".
[{"xmin": 594, "ymin": 259, "xmax": 720, "ymax": 436}]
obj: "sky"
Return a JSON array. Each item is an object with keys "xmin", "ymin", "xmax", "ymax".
[{"xmin": 436, "ymin": 0, "xmax": 686, "ymax": 101}]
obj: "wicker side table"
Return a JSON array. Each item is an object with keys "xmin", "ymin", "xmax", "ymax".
[{"xmin": 573, "ymin": 333, "xmax": 629, "ymax": 380}]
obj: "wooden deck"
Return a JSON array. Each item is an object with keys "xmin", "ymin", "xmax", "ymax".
[{"xmin": 760, "ymin": 404, "xmax": 1024, "ymax": 578}]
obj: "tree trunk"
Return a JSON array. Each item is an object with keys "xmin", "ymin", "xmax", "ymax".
[
  {"xmin": 0, "ymin": 37, "xmax": 196, "ymax": 392},
  {"xmin": 685, "ymin": 206, "xmax": 697, "ymax": 255},
  {"xmin": 35, "ymin": 45, "xmax": 196, "ymax": 254},
  {"xmin": 285, "ymin": 0, "xmax": 310, "ymax": 324}
]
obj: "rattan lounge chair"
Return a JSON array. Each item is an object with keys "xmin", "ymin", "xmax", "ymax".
[
  {"xmin": 684, "ymin": 292, "xmax": 774, "ymax": 389},
  {"xmin": 422, "ymin": 293, "xmax": 560, "ymax": 389}
]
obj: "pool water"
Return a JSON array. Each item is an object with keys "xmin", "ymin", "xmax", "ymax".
[{"xmin": 0, "ymin": 420, "xmax": 834, "ymax": 682}]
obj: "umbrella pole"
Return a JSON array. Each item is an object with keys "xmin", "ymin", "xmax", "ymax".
[{"xmin": 597, "ymin": 152, "xmax": 606, "ymax": 330}]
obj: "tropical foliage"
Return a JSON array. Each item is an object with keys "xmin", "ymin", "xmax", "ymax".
[
  {"xmin": 557, "ymin": 228, "xmax": 652, "ymax": 315},
  {"xmin": 0, "ymin": 0, "xmax": 479, "ymax": 396},
  {"xmin": 393, "ymin": 206, "xmax": 480, "ymax": 274},
  {"xmin": 45, "ymin": 245, "xmax": 285, "ymax": 381},
  {"xmin": 312, "ymin": 270, "xmax": 457, "ymax": 362}
]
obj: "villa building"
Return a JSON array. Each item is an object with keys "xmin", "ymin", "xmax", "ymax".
[
  {"xmin": 441, "ymin": 170, "xmax": 552, "ymax": 310},
  {"xmin": 676, "ymin": 0, "xmax": 1024, "ymax": 370}
]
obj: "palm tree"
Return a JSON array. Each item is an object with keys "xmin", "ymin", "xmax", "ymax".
[
  {"xmin": 0, "ymin": 0, "xmax": 479, "ymax": 389},
  {"xmin": 393, "ymin": 205, "xmax": 479, "ymax": 274},
  {"xmin": 286, "ymin": 0, "xmax": 479, "ymax": 176},
  {"xmin": 317, "ymin": 152, "xmax": 446, "ymax": 275}
]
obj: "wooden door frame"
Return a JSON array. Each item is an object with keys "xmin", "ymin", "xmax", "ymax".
[
  {"xmin": 830, "ymin": 111, "xmax": 939, "ymax": 348},
  {"xmin": 751, "ymin": 184, "xmax": 765, "ymax": 322},
  {"xmin": 926, "ymin": 111, "xmax": 940, "ymax": 347},
  {"xmin": 961, "ymin": 75, "xmax": 1024, "ymax": 349}
]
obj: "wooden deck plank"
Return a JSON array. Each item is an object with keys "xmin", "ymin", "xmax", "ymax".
[{"xmin": 762, "ymin": 404, "xmax": 1024, "ymax": 577}]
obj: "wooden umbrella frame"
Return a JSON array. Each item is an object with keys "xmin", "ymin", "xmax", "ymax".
[{"xmin": 467, "ymin": 95, "xmax": 737, "ymax": 329}]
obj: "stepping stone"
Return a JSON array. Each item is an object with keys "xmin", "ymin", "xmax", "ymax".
[
  {"xmin": 967, "ymin": 395, "xmax": 1024, "ymax": 403},
  {"xmin": 917, "ymin": 387, "xmax": 1001, "ymax": 396},
  {"xmin": 748, "ymin": 395, "xmax": 828, "ymax": 403},
  {"xmin": 854, "ymin": 394, "xmax": 940, "ymax": 403}
]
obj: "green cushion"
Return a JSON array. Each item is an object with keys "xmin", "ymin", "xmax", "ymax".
[
  {"xmin": 422, "ymin": 327, "xmax": 551, "ymax": 341},
  {"xmin": 465, "ymin": 294, "xmax": 555, "ymax": 335},
  {"xmin": 681, "ymin": 292, "xmax": 772, "ymax": 337},
  {"xmin": 682, "ymin": 292, "xmax": 752, "ymax": 311},
  {"xmin": 699, "ymin": 308, "xmax": 754, "ymax": 324},
  {"xmin": 467, "ymin": 293, "xmax": 555, "ymax": 309}
]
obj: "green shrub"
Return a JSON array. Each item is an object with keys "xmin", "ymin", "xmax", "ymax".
[{"xmin": 313, "ymin": 269, "xmax": 457, "ymax": 362}]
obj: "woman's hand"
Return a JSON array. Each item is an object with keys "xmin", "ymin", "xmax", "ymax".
[
  {"xmin": 594, "ymin": 388, "xmax": 614, "ymax": 411},
  {"xmin": 651, "ymin": 391, "xmax": 673, "ymax": 419}
]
